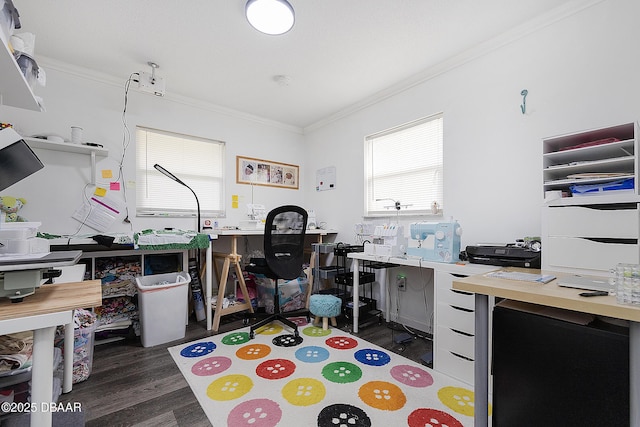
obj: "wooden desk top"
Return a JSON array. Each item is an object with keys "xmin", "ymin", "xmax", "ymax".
[
  {"xmin": 0, "ymin": 280, "xmax": 102, "ymax": 321},
  {"xmin": 453, "ymin": 268, "xmax": 640, "ymax": 323},
  {"xmin": 211, "ymin": 228, "xmax": 337, "ymax": 237}
]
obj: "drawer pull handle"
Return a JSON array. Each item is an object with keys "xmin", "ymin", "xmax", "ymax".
[
  {"xmin": 450, "ymin": 305, "xmax": 473, "ymax": 313},
  {"xmin": 581, "ymin": 237, "xmax": 637, "ymax": 245},
  {"xmin": 450, "ymin": 351, "xmax": 474, "ymax": 362},
  {"xmin": 450, "ymin": 328, "xmax": 474, "ymax": 337},
  {"xmin": 450, "ymin": 273, "xmax": 467, "ymax": 278},
  {"xmin": 451, "ymin": 289, "xmax": 473, "ymax": 296},
  {"xmin": 549, "ymin": 203, "xmax": 637, "ymax": 211}
]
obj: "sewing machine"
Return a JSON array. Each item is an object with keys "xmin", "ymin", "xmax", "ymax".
[
  {"xmin": 363, "ymin": 224, "xmax": 407, "ymax": 257},
  {"xmin": 406, "ymin": 220, "xmax": 462, "ymax": 263},
  {"xmin": 239, "ymin": 203, "xmax": 266, "ymax": 230}
]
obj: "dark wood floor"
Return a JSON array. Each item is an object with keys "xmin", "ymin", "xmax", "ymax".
[{"xmin": 56, "ymin": 314, "xmax": 433, "ymax": 427}]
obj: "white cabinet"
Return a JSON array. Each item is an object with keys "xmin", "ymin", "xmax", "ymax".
[
  {"xmin": 434, "ymin": 267, "xmax": 494, "ymax": 386},
  {"xmin": 542, "ymin": 122, "xmax": 638, "ymax": 199},
  {"xmin": 0, "ymin": 38, "xmax": 40, "ymax": 111},
  {"xmin": 542, "ymin": 123, "xmax": 640, "ymax": 275}
]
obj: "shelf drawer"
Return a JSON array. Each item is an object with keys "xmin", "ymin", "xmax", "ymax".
[
  {"xmin": 546, "ymin": 205, "xmax": 639, "ymax": 239},
  {"xmin": 437, "ymin": 285, "xmax": 474, "ymax": 311},
  {"xmin": 436, "ymin": 271, "xmax": 474, "ymax": 309},
  {"xmin": 546, "ymin": 236, "xmax": 639, "ymax": 271},
  {"xmin": 435, "ymin": 347, "xmax": 474, "ymax": 385},
  {"xmin": 436, "ymin": 302, "xmax": 474, "ymax": 335},
  {"xmin": 437, "ymin": 325, "xmax": 474, "ymax": 358}
]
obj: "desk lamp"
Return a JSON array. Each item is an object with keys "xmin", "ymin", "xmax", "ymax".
[{"xmin": 154, "ymin": 164, "xmax": 201, "ymax": 232}]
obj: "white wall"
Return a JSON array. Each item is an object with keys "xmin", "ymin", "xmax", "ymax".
[
  {"xmin": 0, "ymin": 68, "xmax": 306, "ymax": 236},
  {"xmin": 302, "ymin": 0, "xmax": 640, "ymax": 330},
  {"xmin": 304, "ymin": 0, "xmax": 640, "ymax": 248}
]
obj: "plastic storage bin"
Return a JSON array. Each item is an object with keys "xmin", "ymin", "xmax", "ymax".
[
  {"xmin": 54, "ymin": 320, "xmax": 97, "ymax": 384},
  {"xmin": 71, "ymin": 324, "xmax": 96, "ymax": 384},
  {"xmin": 135, "ymin": 271, "xmax": 190, "ymax": 347}
]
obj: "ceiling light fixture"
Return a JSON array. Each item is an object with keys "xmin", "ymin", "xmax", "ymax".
[{"xmin": 245, "ymin": 0, "xmax": 295, "ymax": 35}]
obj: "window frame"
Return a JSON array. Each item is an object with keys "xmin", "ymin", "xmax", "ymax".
[
  {"xmin": 135, "ymin": 126, "xmax": 226, "ymax": 219},
  {"xmin": 364, "ymin": 113, "xmax": 444, "ymax": 217}
]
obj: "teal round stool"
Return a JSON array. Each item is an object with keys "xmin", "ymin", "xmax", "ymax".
[{"xmin": 309, "ymin": 294, "xmax": 342, "ymax": 330}]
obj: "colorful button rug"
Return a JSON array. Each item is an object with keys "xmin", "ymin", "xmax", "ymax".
[{"xmin": 169, "ymin": 322, "xmax": 489, "ymax": 426}]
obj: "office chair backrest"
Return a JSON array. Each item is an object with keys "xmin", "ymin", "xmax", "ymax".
[{"xmin": 264, "ymin": 205, "xmax": 308, "ymax": 280}]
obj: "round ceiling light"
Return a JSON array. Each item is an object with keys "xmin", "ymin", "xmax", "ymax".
[{"xmin": 246, "ymin": 0, "xmax": 295, "ymax": 35}]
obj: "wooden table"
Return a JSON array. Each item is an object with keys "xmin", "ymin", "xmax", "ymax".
[
  {"xmin": 453, "ymin": 268, "xmax": 640, "ymax": 427},
  {"xmin": 205, "ymin": 228, "xmax": 336, "ymax": 331},
  {"xmin": 0, "ymin": 280, "xmax": 102, "ymax": 427}
]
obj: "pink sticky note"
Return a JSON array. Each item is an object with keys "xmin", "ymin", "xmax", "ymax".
[{"xmin": 110, "ymin": 182, "xmax": 120, "ymax": 191}]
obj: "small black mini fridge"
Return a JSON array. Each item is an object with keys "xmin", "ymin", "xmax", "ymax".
[{"xmin": 492, "ymin": 301, "xmax": 629, "ymax": 427}]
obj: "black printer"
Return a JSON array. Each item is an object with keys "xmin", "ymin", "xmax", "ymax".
[{"xmin": 464, "ymin": 244, "xmax": 541, "ymax": 268}]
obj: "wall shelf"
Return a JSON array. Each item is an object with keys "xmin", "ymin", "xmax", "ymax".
[
  {"xmin": 24, "ymin": 137, "xmax": 108, "ymax": 156},
  {"xmin": 24, "ymin": 137, "xmax": 109, "ymax": 185},
  {"xmin": 0, "ymin": 39, "xmax": 41, "ymax": 111}
]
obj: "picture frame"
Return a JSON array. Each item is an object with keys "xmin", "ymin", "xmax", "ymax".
[{"xmin": 236, "ymin": 156, "xmax": 299, "ymax": 189}]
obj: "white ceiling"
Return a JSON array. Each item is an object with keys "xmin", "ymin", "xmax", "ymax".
[{"xmin": 15, "ymin": 0, "xmax": 582, "ymax": 130}]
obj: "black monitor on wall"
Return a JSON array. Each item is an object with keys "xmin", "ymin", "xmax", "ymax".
[{"xmin": 0, "ymin": 128, "xmax": 44, "ymax": 191}]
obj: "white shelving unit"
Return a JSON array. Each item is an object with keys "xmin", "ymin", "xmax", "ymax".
[
  {"xmin": 0, "ymin": 38, "xmax": 41, "ymax": 111},
  {"xmin": 542, "ymin": 122, "xmax": 640, "ymax": 275},
  {"xmin": 75, "ymin": 248, "xmax": 189, "ymax": 345},
  {"xmin": 23, "ymin": 137, "xmax": 108, "ymax": 185},
  {"xmin": 543, "ymin": 122, "xmax": 638, "ymax": 201}
]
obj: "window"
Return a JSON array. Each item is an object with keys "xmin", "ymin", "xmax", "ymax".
[
  {"xmin": 136, "ymin": 127, "xmax": 225, "ymax": 218},
  {"xmin": 365, "ymin": 113, "xmax": 443, "ymax": 216}
]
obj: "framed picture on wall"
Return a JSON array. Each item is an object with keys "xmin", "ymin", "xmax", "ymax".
[{"xmin": 236, "ymin": 156, "xmax": 299, "ymax": 189}]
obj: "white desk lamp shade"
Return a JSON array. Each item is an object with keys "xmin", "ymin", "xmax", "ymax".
[{"xmin": 246, "ymin": 0, "xmax": 295, "ymax": 35}]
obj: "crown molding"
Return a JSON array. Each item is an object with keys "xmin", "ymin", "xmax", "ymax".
[
  {"xmin": 35, "ymin": 0, "xmax": 604, "ymax": 137},
  {"xmin": 37, "ymin": 56, "xmax": 305, "ymax": 135},
  {"xmin": 303, "ymin": 0, "xmax": 605, "ymax": 134}
]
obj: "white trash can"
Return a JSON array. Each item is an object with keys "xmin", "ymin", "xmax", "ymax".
[{"xmin": 135, "ymin": 271, "xmax": 191, "ymax": 347}]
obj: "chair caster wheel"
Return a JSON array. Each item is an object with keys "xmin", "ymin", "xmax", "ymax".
[
  {"xmin": 249, "ymin": 331, "xmax": 255, "ymax": 339},
  {"xmin": 243, "ymin": 318, "xmax": 249, "ymax": 326}
]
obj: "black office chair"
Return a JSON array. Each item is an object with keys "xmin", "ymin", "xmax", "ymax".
[{"xmin": 245, "ymin": 205, "xmax": 309, "ymax": 339}]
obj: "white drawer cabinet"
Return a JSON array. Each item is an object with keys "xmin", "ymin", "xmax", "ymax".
[
  {"xmin": 546, "ymin": 204, "xmax": 639, "ymax": 238},
  {"xmin": 543, "ymin": 203, "xmax": 640, "ymax": 273},
  {"xmin": 437, "ymin": 302, "xmax": 475, "ymax": 335},
  {"xmin": 545, "ymin": 236, "xmax": 639, "ymax": 271},
  {"xmin": 542, "ymin": 123, "xmax": 640, "ymax": 275},
  {"xmin": 436, "ymin": 324, "xmax": 474, "ymax": 356},
  {"xmin": 435, "ymin": 346, "xmax": 474, "ymax": 386},
  {"xmin": 434, "ymin": 269, "xmax": 494, "ymax": 385}
]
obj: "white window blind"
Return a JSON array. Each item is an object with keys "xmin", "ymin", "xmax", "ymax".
[
  {"xmin": 365, "ymin": 114, "xmax": 443, "ymax": 216},
  {"xmin": 136, "ymin": 127, "xmax": 225, "ymax": 218}
]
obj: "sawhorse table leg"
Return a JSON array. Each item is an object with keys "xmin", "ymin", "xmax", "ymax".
[{"xmin": 210, "ymin": 236, "xmax": 254, "ymax": 331}]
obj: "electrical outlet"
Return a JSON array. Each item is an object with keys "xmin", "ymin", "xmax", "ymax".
[{"xmin": 397, "ymin": 274, "xmax": 406, "ymax": 291}]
